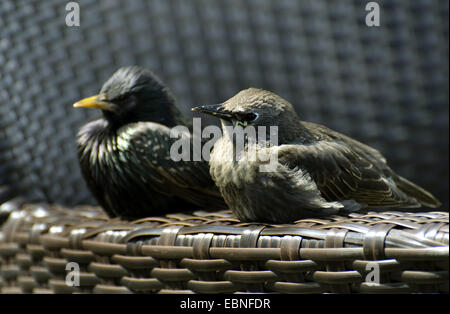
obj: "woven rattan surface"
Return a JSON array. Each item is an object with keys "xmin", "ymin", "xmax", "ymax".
[{"xmin": 0, "ymin": 203, "xmax": 448, "ymax": 294}]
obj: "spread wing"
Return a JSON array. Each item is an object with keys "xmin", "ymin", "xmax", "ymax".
[
  {"xmin": 117, "ymin": 122, "xmax": 227, "ymax": 210},
  {"xmin": 277, "ymin": 138, "xmax": 422, "ymax": 208}
]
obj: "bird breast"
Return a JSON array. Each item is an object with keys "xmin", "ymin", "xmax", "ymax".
[
  {"xmin": 209, "ymin": 136, "xmax": 273, "ymax": 189},
  {"xmin": 77, "ymin": 120, "xmax": 121, "ymax": 182}
]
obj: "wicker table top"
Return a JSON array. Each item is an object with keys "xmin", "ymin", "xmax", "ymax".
[{"xmin": 0, "ymin": 202, "xmax": 448, "ymax": 294}]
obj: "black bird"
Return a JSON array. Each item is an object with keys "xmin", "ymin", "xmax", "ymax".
[
  {"xmin": 193, "ymin": 88, "xmax": 441, "ymax": 223},
  {"xmin": 74, "ymin": 66, "xmax": 227, "ymax": 219}
]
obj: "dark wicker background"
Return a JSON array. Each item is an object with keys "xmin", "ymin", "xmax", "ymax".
[{"xmin": 0, "ymin": 0, "xmax": 448, "ymax": 209}]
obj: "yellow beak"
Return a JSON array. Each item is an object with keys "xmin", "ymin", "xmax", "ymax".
[{"xmin": 73, "ymin": 94, "xmax": 116, "ymax": 111}]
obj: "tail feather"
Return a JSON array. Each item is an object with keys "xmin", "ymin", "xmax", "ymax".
[{"xmin": 394, "ymin": 175, "xmax": 441, "ymax": 208}]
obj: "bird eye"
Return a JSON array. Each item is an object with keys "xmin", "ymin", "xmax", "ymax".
[{"xmin": 112, "ymin": 92, "xmax": 135, "ymax": 105}]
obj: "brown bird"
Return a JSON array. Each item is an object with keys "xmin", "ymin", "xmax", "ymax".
[
  {"xmin": 193, "ymin": 88, "xmax": 441, "ymax": 223},
  {"xmin": 74, "ymin": 66, "xmax": 227, "ymax": 219}
]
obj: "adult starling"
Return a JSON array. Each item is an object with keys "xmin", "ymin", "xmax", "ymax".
[
  {"xmin": 74, "ymin": 66, "xmax": 226, "ymax": 219},
  {"xmin": 193, "ymin": 88, "xmax": 441, "ymax": 223}
]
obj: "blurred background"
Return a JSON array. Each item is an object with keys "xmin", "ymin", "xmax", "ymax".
[{"xmin": 0, "ymin": 0, "xmax": 448, "ymax": 210}]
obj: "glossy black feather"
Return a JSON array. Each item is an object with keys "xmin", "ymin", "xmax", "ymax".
[{"xmin": 76, "ymin": 66, "xmax": 227, "ymax": 219}]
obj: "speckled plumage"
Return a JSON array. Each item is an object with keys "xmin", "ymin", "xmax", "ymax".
[
  {"xmin": 75, "ymin": 66, "xmax": 227, "ymax": 219},
  {"xmin": 195, "ymin": 88, "xmax": 441, "ymax": 223}
]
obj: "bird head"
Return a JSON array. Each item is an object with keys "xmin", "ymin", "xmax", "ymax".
[
  {"xmin": 73, "ymin": 66, "xmax": 181, "ymax": 127},
  {"xmin": 192, "ymin": 88, "xmax": 301, "ymax": 139}
]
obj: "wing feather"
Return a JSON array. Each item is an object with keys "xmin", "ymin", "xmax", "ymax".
[
  {"xmin": 117, "ymin": 122, "xmax": 227, "ymax": 210},
  {"xmin": 277, "ymin": 139, "xmax": 421, "ymax": 208}
]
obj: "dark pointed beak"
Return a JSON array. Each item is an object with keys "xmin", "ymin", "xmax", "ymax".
[{"xmin": 192, "ymin": 104, "xmax": 234, "ymax": 120}]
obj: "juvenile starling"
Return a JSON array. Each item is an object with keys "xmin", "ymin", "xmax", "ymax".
[
  {"xmin": 193, "ymin": 88, "xmax": 441, "ymax": 223},
  {"xmin": 74, "ymin": 66, "xmax": 226, "ymax": 219}
]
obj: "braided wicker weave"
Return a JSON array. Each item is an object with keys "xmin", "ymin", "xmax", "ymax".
[
  {"xmin": 0, "ymin": 202, "xmax": 447, "ymax": 294},
  {"xmin": 0, "ymin": 0, "xmax": 448, "ymax": 295}
]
